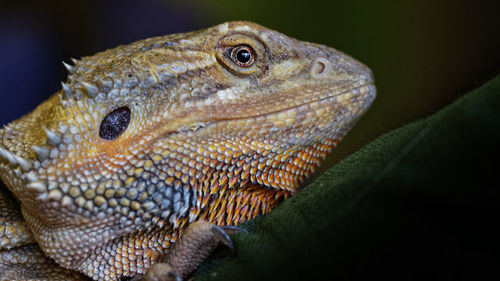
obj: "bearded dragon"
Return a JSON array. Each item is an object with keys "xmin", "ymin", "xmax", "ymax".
[{"xmin": 0, "ymin": 21, "xmax": 375, "ymax": 280}]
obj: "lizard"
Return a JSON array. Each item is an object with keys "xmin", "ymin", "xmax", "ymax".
[{"xmin": 0, "ymin": 21, "xmax": 375, "ymax": 281}]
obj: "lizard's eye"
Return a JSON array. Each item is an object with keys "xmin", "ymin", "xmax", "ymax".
[
  {"xmin": 230, "ymin": 45, "xmax": 255, "ymax": 67},
  {"xmin": 216, "ymin": 33, "xmax": 266, "ymax": 76},
  {"xmin": 99, "ymin": 107, "xmax": 131, "ymax": 140}
]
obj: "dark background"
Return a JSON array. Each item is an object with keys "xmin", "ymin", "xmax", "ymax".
[{"xmin": 1, "ymin": 0, "xmax": 498, "ymax": 167}]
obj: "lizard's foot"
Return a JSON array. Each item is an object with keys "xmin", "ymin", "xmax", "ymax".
[{"xmin": 139, "ymin": 220, "xmax": 244, "ymax": 281}]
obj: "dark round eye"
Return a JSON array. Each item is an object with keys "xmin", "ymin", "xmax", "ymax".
[
  {"xmin": 230, "ymin": 45, "xmax": 255, "ymax": 67},
  {"xmin": 99, "ymin": 107, "xmax": 131, "ymax": 140}
]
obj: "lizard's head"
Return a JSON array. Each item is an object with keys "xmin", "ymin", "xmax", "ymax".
[{"xmin": 0, "ymin": 21, "xmax": 375, "ymax": 278}]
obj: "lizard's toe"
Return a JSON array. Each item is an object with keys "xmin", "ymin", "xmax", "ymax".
[
  {"xmin": 142, "ymin": 263, "xmax": 181, "ymax": 281},
  {"xmin": 165, "ymin": 220, "xmax": 242, "ymax": 279}
]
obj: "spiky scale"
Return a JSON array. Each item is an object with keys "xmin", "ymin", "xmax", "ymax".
[
  {"xmin": 62, "ymin": 61, "xmax": 74, "ymax": 74},
  {"xmin": 43, "ymin": 126, "xmax": 62, "ymax": 146},
  {"xmin": 61, "ymin": 81, "xmax": 73, "ymax": 99},
  {"xmin": 32, "ymin": 145, "xmax": 50, "ymax": 161},
  {"xmin": 81, "ymin": 81, "xmax": 99, "ymax": 98},
  {"xmin": 0, "ymin": 146, "xmax": 32, "ymax": 171},
  {"xmin": 26, "ymin": 181, "xmax": 47, "ymax": 193}
]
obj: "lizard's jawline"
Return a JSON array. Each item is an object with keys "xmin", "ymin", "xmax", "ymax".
[{"xmin": 213, "ymin": 83, "xmax": 374, "ymax": 122}]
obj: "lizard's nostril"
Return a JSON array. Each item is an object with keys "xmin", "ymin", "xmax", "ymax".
[{"xmin": 310, "ymin": 57, "xmax": 331, "ymax": 79}]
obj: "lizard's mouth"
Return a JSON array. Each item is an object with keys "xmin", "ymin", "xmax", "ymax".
[
  {"xmin": 175, "ymin": 82, "xmax": 376, "ymax": 142},
  {"xmin": 236, "ymin": 82, "xmax": 376, "ymax": 121}
]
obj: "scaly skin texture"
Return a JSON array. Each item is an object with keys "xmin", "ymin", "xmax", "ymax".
[{"xmin": 0, "ymin": 21, "xmax": 375, "ymax": 280}]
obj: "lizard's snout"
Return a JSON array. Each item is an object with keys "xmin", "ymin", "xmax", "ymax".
[
  {"xmin": 305, "ymin": 50, "xmax": 376, "ymax": 120},
  {"xmin": 309, "ymin": 54, "xmax": 375, "ymax": 86}
]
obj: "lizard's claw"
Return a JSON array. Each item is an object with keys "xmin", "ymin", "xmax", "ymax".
[
  {"xmin": 140, "ymin": 220, "xmax": 243, "ymax": 280},
  {"xmin": 213, "ymin": 225, "xmax": 247, "ymax": 251}
]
